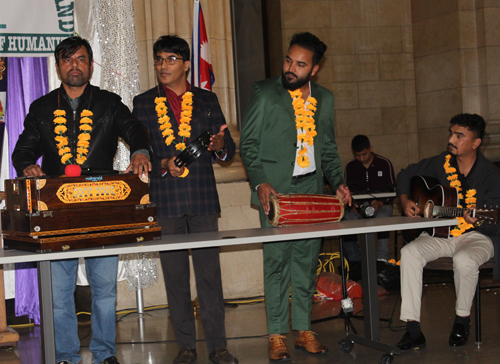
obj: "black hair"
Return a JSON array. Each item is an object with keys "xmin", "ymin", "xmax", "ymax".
[
  {"xmin": 351, "ymin": 135, "xmax": 371, "ymax": 153},
  {"xmin": 289, "ymin": 32, "xmax": 327, "ymax": 66},
  {"xmin": 54, "ymin": 36, "xmax": 93, "ymax": 66},
  {"xmin": 153, "ymin": 35, "xmax": 190, "ymax": 62},
  {"xmin": 449, "ymin": 113, "xmax": 485, "ymax": 140}
]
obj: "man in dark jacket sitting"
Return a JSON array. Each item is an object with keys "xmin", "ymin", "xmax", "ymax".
[{"xmin": 395, "ymin": 113, "xmax": 500, "ymax": 351}]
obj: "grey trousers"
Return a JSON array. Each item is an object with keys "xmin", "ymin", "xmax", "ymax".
[
  {"xmin": 400, "ymin": 231, "xmax": 494, "ymax": 322},
  {"xmin": 158, "ymin": 213, "xmax": 227, "ymax": 353}
]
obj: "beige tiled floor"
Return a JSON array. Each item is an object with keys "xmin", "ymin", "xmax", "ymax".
[{"xmin": 7, "ymin": 272, "xmax": 500, "ymax": 364}]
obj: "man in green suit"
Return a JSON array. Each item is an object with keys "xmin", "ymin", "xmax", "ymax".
[{"xmin": 241, "ymin": 32, "xmax": 351, "ymax": 361}]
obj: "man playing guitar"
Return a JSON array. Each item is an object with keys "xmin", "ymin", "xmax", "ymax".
[{"xmin": 396, "ymin": 113, "xmax": 500, "ymax": 351}]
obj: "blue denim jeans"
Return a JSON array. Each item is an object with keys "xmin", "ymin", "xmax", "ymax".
[{"xmin": 52, "ymin": 256, "xmax": 118, "ymax": 364}]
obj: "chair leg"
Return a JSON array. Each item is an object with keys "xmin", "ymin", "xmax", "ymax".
[
  {"xmin": 475, "ymin": 279, "xmax": 481, "ymax": 346},
  {"xmin": 393, "ymin": 231, "xmax": 399, "ymax": 261}
]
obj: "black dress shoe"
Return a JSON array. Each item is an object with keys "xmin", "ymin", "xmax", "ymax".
[
  {"xmin": 173, "ymin": 348, "xmax": 197, "ymax": 364},
  {"xmin": 209, "ymin": 348, "xmax": 239, "ymax": 364},
  {"xmin": 449, "ymin": 322, "xmax": 469, "ymax": 347},
  {"xmin": 99, "ymin": 357, "xmax": 120, "ymax": 364},
  {"xmin": 396, "ymin": 331, "xmax": 426, "ymax": 351}
]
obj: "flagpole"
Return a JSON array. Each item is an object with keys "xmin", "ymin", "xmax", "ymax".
[
  {"xmin": 192, "ymin": 0, "xmax": 200, "ymax": 88},
  {"xmin": 191, "ymin": 0, "xmax": 215, "ymax": 91}
]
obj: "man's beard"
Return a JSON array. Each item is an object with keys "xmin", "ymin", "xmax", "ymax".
[
  {"xmin": 282, "ymin": 69, "xmax": 312, "ymax": 91},
  {"xmin": 63, "ymin": 69, "xmax": 90, "ymax": 88}
]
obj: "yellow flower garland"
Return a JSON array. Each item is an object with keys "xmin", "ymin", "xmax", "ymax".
[
  {"xmin": 288, "ymin": 89, "xmax": 317, "ymax": 168},
  {"xmin": 155, "ymin": 91, "xmax": 194, "ymax": 178},
  {"xmin": 444, "ymin": 154, "xmax": 477, "ymax": 237},
  {"xmin": 53, "ymin": 109, "xmax": 93, "ymax": 165}
]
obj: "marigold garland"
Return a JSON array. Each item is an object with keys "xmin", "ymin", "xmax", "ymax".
[
  {"xmin": 444, "ymin": 154, "xmax": 477, "ymax": 237},
  {"xmin": 53, "ymin": 109, "xmax": 93, "ymax": 165},
  {"xmin": 155, "ymin": 91, "xmax": 194, "ymax": 178},
  {"xmin": 288, "ymin": 89, "xmax": 317, "ymax": 168},
  {"xmin": 388, "ymin": 259, "xmax": 401, "ymax": 266}
]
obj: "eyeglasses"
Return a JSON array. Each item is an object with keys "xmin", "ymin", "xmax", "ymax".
[{"xmin": 154, "ymin": 56, "xmax": 183, "ymax": 66}]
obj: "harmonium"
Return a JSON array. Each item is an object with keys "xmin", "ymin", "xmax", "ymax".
[{"xmin": 1, "ymin": 174, "xmax": 161, "ymax": 253}]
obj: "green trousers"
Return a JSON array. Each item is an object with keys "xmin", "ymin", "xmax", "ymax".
[{"xmin": 260, "ymin": 174, "xmax": 321, "ymax": 334}]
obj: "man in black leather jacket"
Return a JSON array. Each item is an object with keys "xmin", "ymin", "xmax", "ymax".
[{"xmin": 12, "ymin": 36, "xmax": 151, "ymax": 364}]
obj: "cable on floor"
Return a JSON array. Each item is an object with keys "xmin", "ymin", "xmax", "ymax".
[{"xmin": 317, "ymin": 252, "xmax": 350, "ymax": 280}]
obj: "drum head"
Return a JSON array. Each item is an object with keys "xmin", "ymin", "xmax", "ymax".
[{"xmin": 266, "ymin": 195, "xmax": 280, "ymax": 227}]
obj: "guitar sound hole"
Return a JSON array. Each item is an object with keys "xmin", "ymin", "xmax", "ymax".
[{"xmin": 424, "ymin": 201, "xmax": 434, "ymax": 218}]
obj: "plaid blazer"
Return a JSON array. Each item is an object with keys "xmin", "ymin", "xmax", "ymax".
[{"xmin": 132, "ymin": 85, "xmax": 235, "ymax": 218}]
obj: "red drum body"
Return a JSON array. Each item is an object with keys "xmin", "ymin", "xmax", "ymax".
[{"xmin": 267, "ymin": 194, "xmax": 344, "ymax": 227}]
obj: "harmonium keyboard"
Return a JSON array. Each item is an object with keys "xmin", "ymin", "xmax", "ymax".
[{"xmin": 1, "ymin": 174, "xmax": 161, "ymax": 253}]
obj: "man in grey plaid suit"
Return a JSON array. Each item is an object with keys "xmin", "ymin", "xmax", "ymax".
[{"xmin": 132, "ymin": 35, "xmax": 237, "ymax": 364}]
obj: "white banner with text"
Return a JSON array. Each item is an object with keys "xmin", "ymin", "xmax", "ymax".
[{"xmin": 0, "ymin": 0, "xmax": 74, "ymax": 56}]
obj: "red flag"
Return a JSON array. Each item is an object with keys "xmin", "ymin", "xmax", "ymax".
[{"xmin": 191, "ymin": 0, "xmax": 215, "ymax": 91}]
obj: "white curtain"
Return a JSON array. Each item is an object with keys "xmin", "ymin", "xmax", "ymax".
[{"xmin": 70, "ymin": 0, "xmax": 158, "ymax": 289}]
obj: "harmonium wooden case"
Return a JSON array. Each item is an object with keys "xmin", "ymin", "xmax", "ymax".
[{"xmin": 1, "ymin": 174, "xmax": 161, "ymax": 253}]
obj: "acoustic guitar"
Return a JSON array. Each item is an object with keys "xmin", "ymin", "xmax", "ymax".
[{"xmin": 401, "ymin": 175, "xmax": 499, "ymax": 243}]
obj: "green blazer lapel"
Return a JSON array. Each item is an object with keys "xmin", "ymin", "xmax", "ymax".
[
  {"xmin": 310, "ymin": 82, "xmax": 324, "ymax": 168},
  {"xmin": 277, "ymin": 77, "xmax": 296, "ymax": 123},
  {"xmin": 310, "ymin": 82, "xmax": 323, "ymax": 116}
]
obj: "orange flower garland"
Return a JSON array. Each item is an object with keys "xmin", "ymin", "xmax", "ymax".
[
  {"xmin": 444, "ymin": 154, "xmax": 477, "ymax": 237},
  {"xmin": 388, "ymin": 259, "xmax": 401, "ymax": 266},
  {"xmin": 53, "ymin": 109, "xmax": 93, "ymax": 165},
  {"xmin": 288, "ymin": 89, "xmax": 317, "ymax": 168},
  {"xmin": 155, "ymin": 91, "xmax": 193, "ymax": 177}
]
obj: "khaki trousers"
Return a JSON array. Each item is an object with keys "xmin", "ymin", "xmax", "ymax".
[{"xmin": 400, "ymin": 230, "xmax": 494, "ymax": 322}]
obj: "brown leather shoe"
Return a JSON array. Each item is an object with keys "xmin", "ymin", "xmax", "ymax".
[
  {"xmin": 269, "ymin": 335, "xmax": 291, "ymax": 361},
  {"xmin": 294, "ymin": 331, "xmax": 328, "ymax": 354}
]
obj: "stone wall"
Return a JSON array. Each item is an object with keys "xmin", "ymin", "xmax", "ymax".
[
  {"xmin": 411, "ymin": 0, "xmax": 500, "ymax": 161},
  {"xmin": 265, "ymin": 0, "xmax": 416, "ymax": 174}
]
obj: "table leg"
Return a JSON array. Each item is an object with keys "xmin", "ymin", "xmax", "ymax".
[
  {"xmin": 37, "ymin": 261, "xmax": 56, "ymax": 364},
  {"xmin": 0, "ymin": 265, "xmax": 19, "ymax": 347},
  {"xmin": 359, "ymin": 232, "xmax": 380, "ymax": 340},
  {"xmin": 345, "ymin": 232, "xmax": 401, "ymax": 355}
]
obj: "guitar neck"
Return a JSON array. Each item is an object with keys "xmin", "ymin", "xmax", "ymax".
[
  {"xmin": 433, "ymin": 206, "xmax": 466, "ymax": 218},
  {"xmin": 408, "ymin": 176, "xmax": 500, "ymax": 227},
  {"xmin": 433, "ymin": 205, "xmax": 499, "ymax": 223},
  {"xmin": 404, "ymin": 175, "xmax": 499, "ymax": 243}
]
